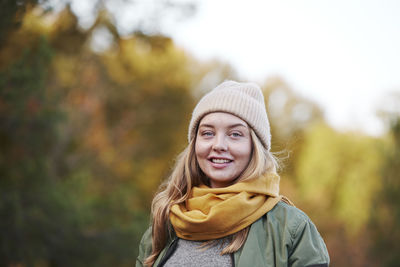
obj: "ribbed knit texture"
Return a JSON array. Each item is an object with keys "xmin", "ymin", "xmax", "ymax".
[
  {"xmin": 169, "ymin": 173, "xmax": 282, "ymax": 240},
  {"xmin": 188, "ymin": 80, "xmax": 271, "ymax": 149}
]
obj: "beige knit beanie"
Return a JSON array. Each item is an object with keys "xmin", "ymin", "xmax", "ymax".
[{"xmin": 188, "ymin": 80, "xmax": 271, "ymax": 150}]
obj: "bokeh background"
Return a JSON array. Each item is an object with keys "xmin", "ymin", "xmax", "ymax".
[{"xmin": 1, "ymin": 0, "xmax": 400, "ymax": 266}]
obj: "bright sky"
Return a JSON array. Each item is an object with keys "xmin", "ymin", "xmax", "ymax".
[{"xmin": 162, "ymin": 0, "xmax": 400, "ymax": 136}]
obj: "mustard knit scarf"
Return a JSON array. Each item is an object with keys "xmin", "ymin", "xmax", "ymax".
[{"xmin": 169, "ymin": 173, "xmax": 282, "ymax": 240}]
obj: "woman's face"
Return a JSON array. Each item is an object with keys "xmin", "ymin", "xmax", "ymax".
[{"xmin": 195, "ymin": 112, "xmax": 252, "ymax": 188}]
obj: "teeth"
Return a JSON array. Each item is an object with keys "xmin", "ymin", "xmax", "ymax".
[{"xmin": 212, "ymin": 158, "xmax": 231, "ymax": 163}]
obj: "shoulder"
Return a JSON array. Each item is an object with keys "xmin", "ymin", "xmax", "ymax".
[
  {"xmin": 140, "ymin": 226, "xmax": 153, "ymax": 246},
  {"xmin": 265, "ymin": 201, "xmax": 311, "ymax": 238},
  {"xmin": 137, "ymin": 226, "xmax": 153, "ymax": 265},
  {"xmin": 264, "ymin": 201, "xmax": 330, "ymax": 265},
  {"xmin": 244, "ymin": 201, "xmax": 329, "ymax": 266},
  {"xmin": 268, "ymin": 200, "xmax": 308, "ymax": 219}
]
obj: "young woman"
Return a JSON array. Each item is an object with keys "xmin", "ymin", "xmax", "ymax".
[{"xmin": 136, "ymin": 81, "xmax": 330, "ymax": 267}]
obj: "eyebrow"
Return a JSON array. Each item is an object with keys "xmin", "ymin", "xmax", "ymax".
[{"xmin": 198, "ymin": 123, "xmax": 248, "ymax": 129}]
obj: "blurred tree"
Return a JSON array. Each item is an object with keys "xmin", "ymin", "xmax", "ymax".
[
  {"xmin": 293, "ymin": 122, "xmax": 382, "ymax": 266},
  {"xmin": 48, "ymin": 6, "xmax": 199, "ymax": 264},
  {"xmin": 263, "ymin": 76, "xmax": 324, "ymax": 143},
  {"xmin": 190, "ymin": 59, "xmax": 239, "ymax": 99},
  {"xmin": 0, "ymin": 27, "xmax": 79, "ymax": 266},
  {"xmin": 370, "ymin": 101, "xmax": 400, "ymax": 266},
  {"xmin": 260, "ymin": 77, "xmax": 385, "ymax": 266},
  {"xmin": 261, "ymin": 77, "xmax": 324, "ymax": 200},
  {"xmin": 43, "ymin": 0, "xmax": 197, "ymax": 36},
  {"xmin": 0, "ymin": 0, "xmax": 46, "ymax": 48},
  {"xmin": 294, "ymin": 123, "xmax": 382, "ymax": 232},
  {"xmin": 0, "ymin": 3, "xmax": 203, "ymax": 265}
]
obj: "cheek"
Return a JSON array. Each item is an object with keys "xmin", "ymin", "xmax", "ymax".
[
  {"xmin": 236, "ymin": 143, "xmax": 252, "ymax": 162},
  {"xmin": 195, "ymin": 141, "xmax": 207, "ymax": 158},
  {"xmin": 194, "ymin": 143, "xmax": 208, "ymax": 173}
]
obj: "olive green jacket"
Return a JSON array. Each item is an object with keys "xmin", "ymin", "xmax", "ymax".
[{"xmin": 136, "ymin": 201, "xmax": 330, "ymax": 267}]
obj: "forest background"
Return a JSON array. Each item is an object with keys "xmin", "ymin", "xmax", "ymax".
[{"xmin": 1, "ymin": 1, "xmax": 400, "ymax": 266}]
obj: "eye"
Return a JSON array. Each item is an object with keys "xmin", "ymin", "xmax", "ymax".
[
  {"xmin": 201, "ymin": 131, "xmax": 214, "ymax": 137},
  {"xmin": 230, "ymin": 131, "xmax": 242, "ymax": 137}
]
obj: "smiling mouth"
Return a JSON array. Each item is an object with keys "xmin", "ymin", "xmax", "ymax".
[{"xmin": 210, "ymin": 158, "xmax": 232, "ymax": 163}]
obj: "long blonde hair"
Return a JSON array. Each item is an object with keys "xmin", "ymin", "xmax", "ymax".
[{"xmin": 144, "ymin": 129, "xmax": 278, "ymax": 266}]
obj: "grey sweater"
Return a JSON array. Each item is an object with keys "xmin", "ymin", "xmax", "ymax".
[{"xmin": 163, "ymin": 238, "xmax": 232, "ymax": 267}]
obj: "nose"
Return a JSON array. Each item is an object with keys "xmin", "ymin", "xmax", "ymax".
[{"xmin": 212, "ymin": 133, "xmax": 227, "ymax": 152}]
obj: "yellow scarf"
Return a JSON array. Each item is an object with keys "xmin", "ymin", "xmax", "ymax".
[{"xmin": 169, "ymin": 173, "xmax": 282, "ymax": 240}]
